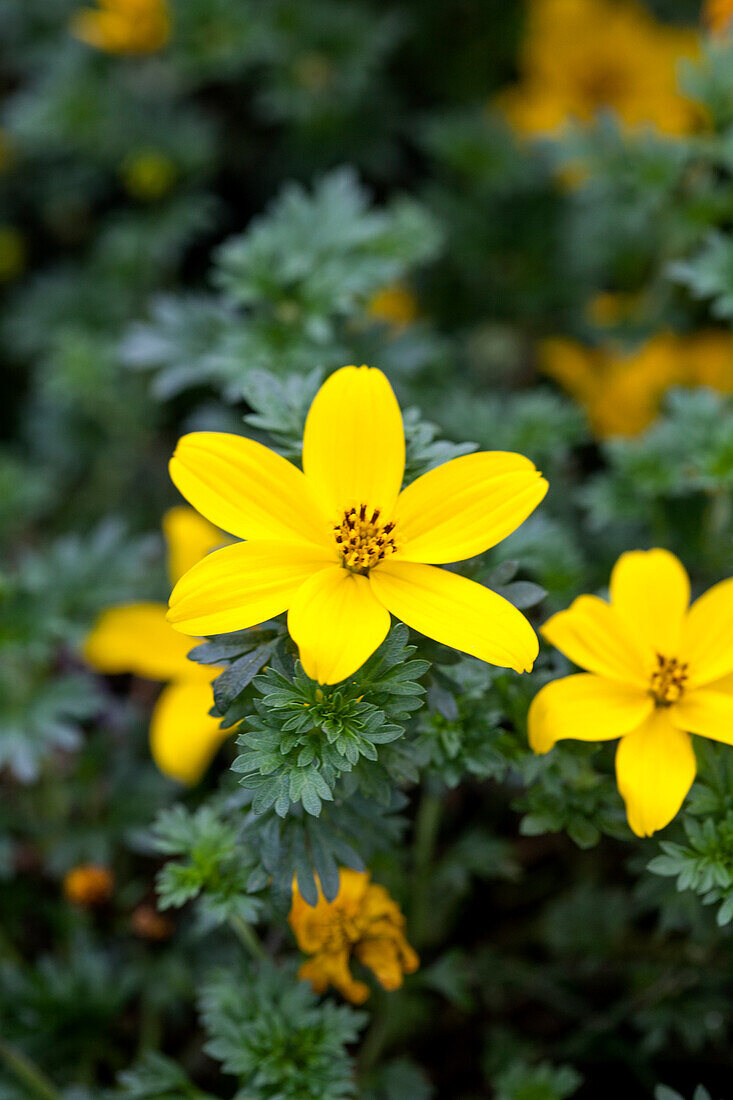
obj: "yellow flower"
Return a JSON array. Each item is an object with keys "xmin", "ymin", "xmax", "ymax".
[
  {"xmin": 166, "ymin": 365, "xmax": 548, "ymax": 685},
  {"xmin": 72, "ymin": 0, "xmax": 170, "ymax": 54},
  {"xmin": 529, "ymin": 549, "xmax": 733, "ymax": 836},
  {"xmin": 704, "ymin": 0, "xmax": 733, "ymax": 34},
  {"xmin": 498, "ymin": 0, "xmax": 700, "ymax": 137},
  {"xmin": 367, "ymin": 283, "xmax": 419, "ymax": 331},
  {"xmin": 289, "ymin": 869, "xmax": 419, "ymax": 1003},
  {"xmin": 85, "ymin": 507, "xmax": 228, "ymax": 784},
  {"xmin": 121, "ymin": 150, "xmax": 177, "ymax": 202},
  {"xmin": 63, "ymin": 864, "xmax": 114, "ymax": 907},
  {"xmin": 541, "ymin": 331, "xmax": 733, "ymax": 437}
]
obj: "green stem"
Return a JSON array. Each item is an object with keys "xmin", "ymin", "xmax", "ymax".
[
  {"xmin": 409, "ymin": 788, "xmax": 443, "ymax": 948},
  {"xmin": 357, "ymin": 991, "xmax": 391, "ymax": 1077},
  {"xmin": 229, "ymin": 914, "xmax": 267, "ymax": 960},
  {"xmin": 0, "ymin": 1039, "xmax": 61, "ymax": 1100}
]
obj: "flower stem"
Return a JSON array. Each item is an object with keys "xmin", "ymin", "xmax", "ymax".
[
  {"xmin": 0, "ymin": 1039, "xmax": 61, "ymax": 1100},
  {"xmin": 409, "ymin": 787, "xmax": 443, "ymax": 948},
  {"xmin": 229, "ymin": 913, "xmax": 267, "ymax": 960},
  {"xmin": 357, "ymin": 990, "xmax": 391, "ymax": 1077}
]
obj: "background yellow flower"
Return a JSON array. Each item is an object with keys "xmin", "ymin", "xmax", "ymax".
[
  {"xmin": 704, "ymin": 0, "xmax": 733, "ymax": 34},
  {"xmin": 541, "ymin": 330, "xmax": 733, "ymax": 436},
  {"xmin": 72, "ymin": 0, "xmax": 170, "ymax": 54},
  {"xmin": 85, "ymin": 507, "xmax": 228, "ymax": 783},
  {"xmin": 289, "ymin": 868, "xmax": 419, "ymax": 1003},
  {"xmin": 498, "ymin": 0, "xmax": 700, "ymax": 136}
]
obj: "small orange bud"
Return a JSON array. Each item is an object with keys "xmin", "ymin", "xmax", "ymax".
[
  {"xmin": 63, "ymin": 864, "xmax": 114, "ymax": 907},
  {"xmin": 130, "ymin": 903, "xmax": 175, "ymax": 940}
]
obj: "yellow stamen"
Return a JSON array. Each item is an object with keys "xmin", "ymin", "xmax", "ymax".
[
  {"xmin": 649, "ymin": 653, "xmax": 688, "ymax": 707},
  {"xmin": 333, "ymin": 504, "xmax": 397, "ymax": 573}
]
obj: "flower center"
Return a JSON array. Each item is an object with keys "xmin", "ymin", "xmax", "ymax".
[
  {"xmin": 333, "ymin": 504, "xmax": 397, "ymax": 574},
  {"xmin": 649, "ymin": 653, "xmax": 688, "ymax": 707},
  {"xmin": 320, "ymin": 907, "xmax": 362, "ymax": 953}
]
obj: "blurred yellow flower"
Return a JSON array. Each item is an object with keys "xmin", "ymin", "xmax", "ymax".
[
  {"xmin": 367, "ymin": 283, "xmax": 419, "ymax": 331},
  {"xmin": 72, "ymin": 0, "xmax": 170, "ymax": 54},
  {"xmin": 167, "ymin": 365, "xmax": 547, "ymax": 685},
  {"xmin": 63, "ymin": 864, "xmax": 114, "ymax": 907},
  {"xmin": 704, "ymin": 0, "xmax": 733, "ymax": 34},
  {"xmin": 85, "ymin": 507, "xmax": 228, "ymax": 784},
  {"xmin": 0, "ymin": 226, "xmax": 26, "ymax": 282},
  {"xmin": 122, "ymin": 150, "xmax": 177, "ymax": 201},
  {"xmin": 498, "ymin": 0, "xmax": 700, "ymax": 137},
  {"xmin": 289, "ymin": 869, "xmax": 419, "ymax": 1003},
  {"xmin": 541, "ymin": 331, "xmax": 733, "ymax": 437},
  {"xmin": 529, "ymin": 549, "xmax": 733, "ymax": 836}
]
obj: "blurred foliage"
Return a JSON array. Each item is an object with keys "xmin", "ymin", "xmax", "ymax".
[{"xmin": 0, "ymin": 0, "xmax": 732, "ymax": 1097}]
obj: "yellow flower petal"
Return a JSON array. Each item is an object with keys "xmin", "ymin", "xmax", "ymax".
[
  {"xmin": 287, "ymin": 567, "xmax": 391, "ymax": 685},
  {"xmin": 85, "ymin": 603, "xmax": 192, "ymax": 681},
  {"xmin": 541, "ymin": 595, "xmax": 647, "ymax": 686},
  {"xmin": 610, "ymin": 548, "xmax": 690, "ymax": 658},
  {"xmin": 671, "ymin": 688, "xmax": 733, "ymax": 747},
  {"xmin": 393, "ymin": 452, "xmax": 548, "ymax": 564},
  {"xmin": 298, "ymin": 954, "xmax": 369, "ymax": 1004},
  {"xmin": 615, "ymin": 710, "xmax": 696, "ymax": 837},
  {"xmin": 162, "ymin": 506, "xmax": 226, "ymax": 586},
  {"xmin": 356, "ymin": 936, "xmax": 416, "ymax": 992},
  {"xmin": 370, "ymin": 560, "xmax": 538, "ymax": 673},
  {"xmin": 169, "ymin": 432, "xmax": 329, "ymax": 547},
  {"xmin": 302, "ymin": 366, "xmax": 405, "ymax": 520},
  {"xmin": 680, "ymin": 577, "xmax": 733, "ymax": 687},
  {"xmin": 150, "ymin": 678, "xmax": 229, "ymax": 784},
  {"xmin": 710, "ymin": 671, "xmax": 733, "ymax": 693},
  {"xmin": 528, "ymin": 673, "xmax": 653, "ymax": 753},
  {"xmin": 168, "ymin": 540, "xmax": 334, "ymax": 637}
]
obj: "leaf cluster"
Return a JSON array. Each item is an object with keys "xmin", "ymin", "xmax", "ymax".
[
  {"xmin": 230, "ymin": 625, "xmax": 428, "ymax": 818},
  {"xmin": 153, "ymin": 804, "xmax": 264, "ymax": 929},
  {"xmin": 199, "ymin": 962, "xmax": 366, "ymax": 1100},
  {"xmin": 125, "ymin": 169, "xmax": 442, "ymax": 401}
]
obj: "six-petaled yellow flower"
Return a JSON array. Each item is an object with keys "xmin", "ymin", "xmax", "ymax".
[
  {"xmin": 529, "ymin": 549, "xmax": 733, "ymax": 837},
  {"xmin": 541, "ymin": 331, "xmax": 733, "ymax": 437},
  {"xmin": 497, "ymin": 0, "xmax": 699, "ymax": 138},
  {"xmin": 166, "ymin": 365, "xmax": 548, "ymax": 685},
  {"xmin": 85, "ymin": 507, "xmax": 229, "ymax": 784},
  {"xmin": 289, "ymin": 868, "xmax": 419, "ymax": 1004},
  {"xmin": 72, "ymin": 0, "xmax": 170, "ymax": 54}
]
